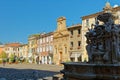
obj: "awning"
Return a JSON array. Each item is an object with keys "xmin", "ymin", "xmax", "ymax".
[{"xmin": 70, "ymin": 52, "xmax": 81, "ymax": 58}]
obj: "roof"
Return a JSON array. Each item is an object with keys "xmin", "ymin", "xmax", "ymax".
[
  {"xmin": 81, "ymin": 6, "xmax": 120, "ymax": 20},
  {"xmin": 28, "ymin": 34, "xmax": 40, "ymax": 38},
  {"xmin": 0, "ymin": 45, "xmax": 4, "ymax": 48},
  {"xmin": 5, "ymin": 43, "xmax": 21, "ymax": 47},
  {"xmin": 67, "ymin": 24, "xmax": 82, "ymax": 30},
  {"xmin": 40, "ymin": 32, "xmax": 53, "ymax": 38},
  {"xmin": 81, "ymin": 11, "xmax": 104, "ymax": 20}
]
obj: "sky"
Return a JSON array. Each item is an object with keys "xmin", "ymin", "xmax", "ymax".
[{"xmin": 0, "ymin": 0, "xmax": 120, "ymax": 44}]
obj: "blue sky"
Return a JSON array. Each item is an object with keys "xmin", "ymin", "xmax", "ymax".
[{"xmin": 0, "ymin": 0, "xmax": 119, "ymax": 44}]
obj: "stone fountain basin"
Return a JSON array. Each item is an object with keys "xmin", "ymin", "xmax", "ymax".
[{"xmin": 61, "ymin": 62, "xmax": 120, "ymax": 80}]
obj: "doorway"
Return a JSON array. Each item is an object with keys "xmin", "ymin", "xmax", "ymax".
[{"xmin": 59, "ymin": 52, "xmax": 62, "ymax": 64}]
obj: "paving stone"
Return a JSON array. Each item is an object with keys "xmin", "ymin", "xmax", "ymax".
[
  {"xmin": 0, "ymin": 78, "xmax": 6, "ymax": 80},
  {"xmin": 0, "ymin": 64, "xmax": 63, "ymax": 80}
]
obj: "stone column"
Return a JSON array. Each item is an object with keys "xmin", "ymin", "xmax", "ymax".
[
  {"xmin": 42, "ymin": 56, "xmax": 44, "ymax": 64},
  {"xmin": 75, "ymin": 53, "xmax": 78, "ymax": 62},
  {"xmin": 45, "ymin": 56, "xmax": 47, "ymax": 64}
]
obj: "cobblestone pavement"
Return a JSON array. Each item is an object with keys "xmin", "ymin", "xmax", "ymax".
[{"xmin": 0, "ymin": 63, "xmax": 63, "ymax": 80}]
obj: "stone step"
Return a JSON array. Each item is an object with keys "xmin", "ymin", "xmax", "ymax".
[
  {"xmin": 53, "ymin": 74, "xmax": 63, "ymax": 80},
  {"xmin": 37, "ymin": 79, "xmax": 43, "ymax": 80},
  {"xmin": 43, "ymin": 77, "xmax": 53, "ymax": 80}
]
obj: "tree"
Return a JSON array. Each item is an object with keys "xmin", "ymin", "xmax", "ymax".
[
  {"xmin": 9, "ymin": 54, "xmax": 15, "ymax": 63},
  {"xmin": 0, "ymin": 51, "xmax": 7, "ymax": 63},
  {"xmin": 0, "ymin": 51, "xmax": 7, "ymax": 59}
]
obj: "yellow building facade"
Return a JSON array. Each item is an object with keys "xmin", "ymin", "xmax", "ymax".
[
  {"xmin": 28, "ymin": 34, "xmax": 40, "ymax": 63},
  {"xmin": 53, "ymin": 17, "xmax": 84, "ymax": 64},
  {"xmin": 22, "ymin": 44, "xmax": 28, "ymax": 60},
  {"xmin": 68, "ymin": 24, "xmax": 83, "ymax": 62},
  {"xmin": 53, "ymin": 17, "xmax": 70, "ymax": 65}
]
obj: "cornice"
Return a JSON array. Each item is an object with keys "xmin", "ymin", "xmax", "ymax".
[
  {"xmin": 81, "ymin": 11, "xmax": 104, "ymax": 20},
  {"xmin": 53, "ymin": 34, "xmax": 69, "ymax": 39},
  {"xmin": 81, "ymin": 6, "xmax": 120, "ymax": 20}
]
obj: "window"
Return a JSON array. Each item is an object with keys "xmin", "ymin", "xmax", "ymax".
[
  {"xmin": 65, "ymin": 47, "xmax": 67, "ymax": 53},
  {"xmin": 31, "ymin": 41, "xmax": 34, "ymax": 47},
  {"xmin": 46, "ymin": 45, "xmax": 49, "ymax": 51},
  {"xmin": 46, "ymin": 37, "xmax": 49, "ymax": 42},
  {"xmin": 95, "ymin": 17, "xmax": 97, "ymax": 22},
  {"xmin": 32, "ymin": 48, "xmax": 34, "ymax": 53},
  {"xmin": 40, "ymin": 47, "xmax": 42, "ymax": 52},
  {"xmin": 13, "ymin": 48, "xmax": 16, "ymax": 51},
  {"xmin": 71, "ymin": 30, "xmax": 73, "ymax": 35},
  {"xmin": 50, "ymin": 36, "xmax": 53, "ymax": 42},
  {"xmin": 56, "ymin": 48, "xmax": 57, "ymax": 54},
  {"xmin": 78, "ymin": 41, "xmax": 81, "ymax": 46},
  {"xmin": 43, "ymin": 38, "xmax": 45, "ymax": 43},
  {"xmin": 71, "ymin": 42, "xmax": 73, "ymax": 47},
  {"xmin": 40, "ymin": 39, "xmax": 42, "ymax": 44},
  {"xmin": 29, "ymin": 48, "xmax": 32, "ymax": 53},
  {"xmin": 37, "ymin": 48, "xmax": 39, "ymax": 53},
  {"xmin": 18, "ymin": 48, "xmax": 19, "ymax": 51},
  {"xmin": 43, "ymin": 46, "xmax": 45, "ymax": 52},
  {"xmin": 49, "ymin": 45, "xmax": 52, "ymax": 51},
  {"xmin": 86, "ymin": 19, "xmax": 89, "ymax": 27},
  {"xmin": 78, "ymin": 29, "xmax": 81, "ymax": 34}
]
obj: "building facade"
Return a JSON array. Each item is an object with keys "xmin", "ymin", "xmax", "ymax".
[
  {"xmin": 53, "ymin": 17, "xmax": 84, "ymax": 64},
  {"xmin": 22, "ymin": 44, "xmax": 28, "ymax": 61},
  {"xmin": 0, "ymin": 45, "xmax": 4, "ymax": 54},
  {"xmin": 68, "ymin": 24, "xmax": 83, "ymax": 62},
  {"xmin": 81, "ymin": 2, "xmax": 120, "ymax": 61},
  {"xmin": 37, "ymin": 32, "xmax": 53, "ymax": 64},
  {"xmin": 18, "ymin": 44, "xmax": 28, "ymax": 61},
  {"xmin": 53, "ymin": 17, "xmax": 70, "ymax": 65},
  {"xmin": 4, "ymin": 43, "xmax": 21, "ymax": 57},
  {"xmin": 28, "ymin": 34, "xmax": 40, "ymax": 63}
]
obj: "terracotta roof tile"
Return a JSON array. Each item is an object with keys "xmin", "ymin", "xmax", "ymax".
[{"xmin": 5, "ymin": 43, "xmax": 21, "ymax": 47}]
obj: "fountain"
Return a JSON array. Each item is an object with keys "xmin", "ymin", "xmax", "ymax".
[{"xmin": 61, "ymin": 12, "xmax": 120, "ymax": 80}]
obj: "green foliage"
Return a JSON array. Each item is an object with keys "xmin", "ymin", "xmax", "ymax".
[
  {"xmin": 0, "ymin": 51, "xmax": 7, "ymax": 59},
  {"xmin": 9, "ymin": 54, "xmax": 15, "ymax": 63},
  {"xmin": 0, "ymin": 60, "xmax": 2, "ymax": 63},
  {"xmin": 0, "ymin": 51, "xmax": 7, "ymax": 63}
]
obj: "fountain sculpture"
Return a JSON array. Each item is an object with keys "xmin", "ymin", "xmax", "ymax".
[
  {"xmin": 61, "ymin": 12, "xmax": 120, "ymax": 80},
  {"xmin": 86, "ymin": 12, "xmax": 120, "ymax": 64}
]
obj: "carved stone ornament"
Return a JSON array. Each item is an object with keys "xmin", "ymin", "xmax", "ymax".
[{"xmin": 85, "ymin": 13, "xmax": 120, "ymax": 64}]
